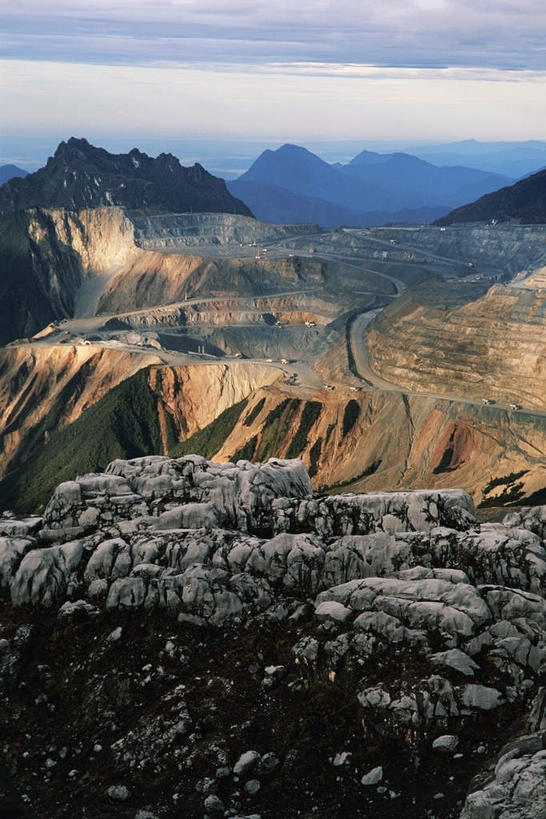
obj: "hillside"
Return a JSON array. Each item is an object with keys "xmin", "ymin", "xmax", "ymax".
[
  {"xmin": 407, "ymin": 139, "xmax": 546, "ymax": 178},
  {"xmin": 345, "ymin": 150, "xmax": 510, "ymax": 211},
  {"xmin": 0, "ymin": 137, "xmax": 252, "ymax": 216},
  {"xmin": 1, "ymin": 347, "xmax": 544, "ymax": 513},
  {"xmin": 228, "ymin": 178, "xmax": 448, "ymax": 227},
  {"xmin": 0, "ymin": 343, "xmax": 279, "ymax": 490},
  {"xmin": 437, "ymin": 168, "xmax": 546, "ymax": 225},
  {"xmin": 0, "ymin": 207, "xmax": 322, "ymax": 345}
]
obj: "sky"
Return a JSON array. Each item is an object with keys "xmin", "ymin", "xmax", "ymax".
[{"xmin": 1, "ymin": 0, "xmax": 546, "ymax": 164}]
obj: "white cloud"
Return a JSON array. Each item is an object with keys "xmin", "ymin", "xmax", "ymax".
[
  {"xmin": 1, "ymin": 1, "xmax": 544, "ymax": 140},
  {"xmin": 2, "ymin": 59, "xmax": 544, "ymax": 141}
]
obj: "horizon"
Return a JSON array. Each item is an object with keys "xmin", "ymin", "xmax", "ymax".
[{"xmin": 2, "ymin": 134, "xmax": 546, "ymax": 180}]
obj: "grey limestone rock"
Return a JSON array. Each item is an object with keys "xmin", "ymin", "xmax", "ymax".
[
  {"xmin": 459, "ymin": 731, "xmax": 546, "ymax": 819},
  {"xmin": 204, "ymin": 794, "xmax": 225, "ymax": 815},
  {"xmin": 107, "ymin": 784, "xmax": 130, "ymax": 801},
  {"xmin": 10, "ymin": 539, "xmax": 85, "ymax": 606},
  {"xmin": 233, "ymin": 750, "xmax": 261, "ymax": 776},
  {"xmin": 2, "ymin": 454, "xmax": 545, "ymax": 794},
  {"xmin": 430, "ymin": 648, "xmax": 480, "ymax": 677},
  {"xmin": 432, "ymin": 735, "xmax": 460, "ymax": 754},
  {"xmin": 361, "ymin": 765, "xmax": 383, "ymax": 785}
]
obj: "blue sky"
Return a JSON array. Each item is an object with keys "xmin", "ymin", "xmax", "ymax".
[{"xmin": 1, "ymin": 0, "xmax": 545, "ymax": 147}]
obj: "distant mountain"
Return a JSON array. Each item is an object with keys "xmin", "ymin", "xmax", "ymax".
[
  {"xmin": 0, "ymin": 137, "xmax": 252, "ymax": 216},
  {"xmin": 406, "ymin": 140, "xmax": 546, "ymax": 179},
  {"xmin": 344, "ymin": 150, "xmax": 510, "ymax": 211},
  {"xmin": 436, "ymin": 168, "xmax": 546, "ymax": 226},
  {"xmin": 233, "ymin": 143, "xmax": 510, "ymax": 227},
  {"xmin": 0, "ymin": 164, "xmax": 28, "ymax": 185},
  {"xmin": 238, "ymin": 144, "xmax": 365, "ymax": 209},
  {"xmin": 227, "ymin": 179, "xmax": 448, "ymax": 227}
]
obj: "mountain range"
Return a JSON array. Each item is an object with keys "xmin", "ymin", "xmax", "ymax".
[
  {"xmin": 228, "ymin": 143, "xmax": 512, "ymax": 227},
  {"xmin": 405, "ymin": 139, "xmax": 546, "ymax": 179},
  {"xmin": 0, "ymin": 137, "xmax": 252, "ymax": 216}
]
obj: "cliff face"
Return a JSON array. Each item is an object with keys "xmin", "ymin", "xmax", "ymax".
[
  {"xmin": 96, "ymin": 254, "xmax": 329, "ymax": 315},
  {"xmin": 365, "ymin": 283, "xmax": 546, "ymax": 409},
  {"xmin": 0, "ymin": 137, "xmax": 252, "ymax": 216},
  {"xmin": 130, "ymin": 211, "xmax": 319, "ymax": 248},
  {"xmin": 0, "ymin": 207, "xmax": 138, "ymax": 343},
  {"xmin": 368, "ymin": 224, "xmax": 546, "ymax": 278}
]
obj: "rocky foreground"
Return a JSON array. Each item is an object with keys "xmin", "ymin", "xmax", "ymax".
[{"xmin": 1, "ymin": 456, "xmax": 545, "ymax": 818}]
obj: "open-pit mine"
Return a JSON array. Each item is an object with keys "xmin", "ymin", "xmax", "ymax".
[{"xmin": 1, "ymin": 209, "xmax": 544, "ymax": 513}]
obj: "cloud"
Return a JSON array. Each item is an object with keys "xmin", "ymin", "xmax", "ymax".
[
  {"xmin": 1, "ymin": 2, "xmax": 544, "ymax": 141},
  {"xmin": 1, "ymin": 1, "xmax": 545, "ymax": 70},
  {"xmin": 2, "ymin": 58, "xmax": 545, "ymax": 142}
]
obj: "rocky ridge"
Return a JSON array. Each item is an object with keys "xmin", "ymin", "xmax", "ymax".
[
  {"xmin": 1, "ymin": 456, "xmax": 545, "ymax": 817},
  {"xmin": 0, "ymin": 138, "xmax": 252, "ymax": 217}
]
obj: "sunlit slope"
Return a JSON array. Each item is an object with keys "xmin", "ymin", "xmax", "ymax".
[{"xmin": 365, "ymin": 282, "xmax": 546, "ymax": 409}]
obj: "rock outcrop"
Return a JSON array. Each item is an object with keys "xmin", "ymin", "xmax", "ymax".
[
  {"xmin": 1, "ymin": 457, "xmax": 545, "ymax": 818},
  {"xmin": 460, "ymin": 732, "xmax": 546, "ymax": 819}
]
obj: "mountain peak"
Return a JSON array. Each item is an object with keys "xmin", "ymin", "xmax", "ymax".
[{"xmin": 0, "ymin": 138, "xmax": 253, "ymax": 217}]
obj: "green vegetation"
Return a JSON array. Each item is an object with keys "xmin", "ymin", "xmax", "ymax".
[
  {"xmin": 482, "ymin": 470, "xmax": 529, "ymax": 495},
  {"xmin": 256, "ymin": 398, "xmax": 300, "ymax": 462},
  {"xmin": 342, "ymin": 399, "xmax": 361, "ymax": 437},
  {"xmin": 324, "ymin": 422, "xmax": 337, "ymax": 445},
  {"xmin": 0, "ymin": 368, "xmax": 168, "ymax": 513},
  {"xmin": 169, "ymin": 398, "xmax": 248, "ymax": 460},
  {"xmin": 286, "ymin": 401, "xmax": 323, "ymax": 459},
  {"xmin": 230, "ymin": 435, "xmax": 258, "ymax": 462},
  {"xmin": 243, "ymin": 397, "xmax": 266, "ymax": 427},
  {"xmin": 42, "ymin": 361, "xmax": 96, "ymax": 435},
  {"xmin": 308, "ymin": 438, "xmax": 322, "ymax": 479},
  {"xmin": 478, "ymin": 470, "xmax": 530, "ymax": 508}
]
